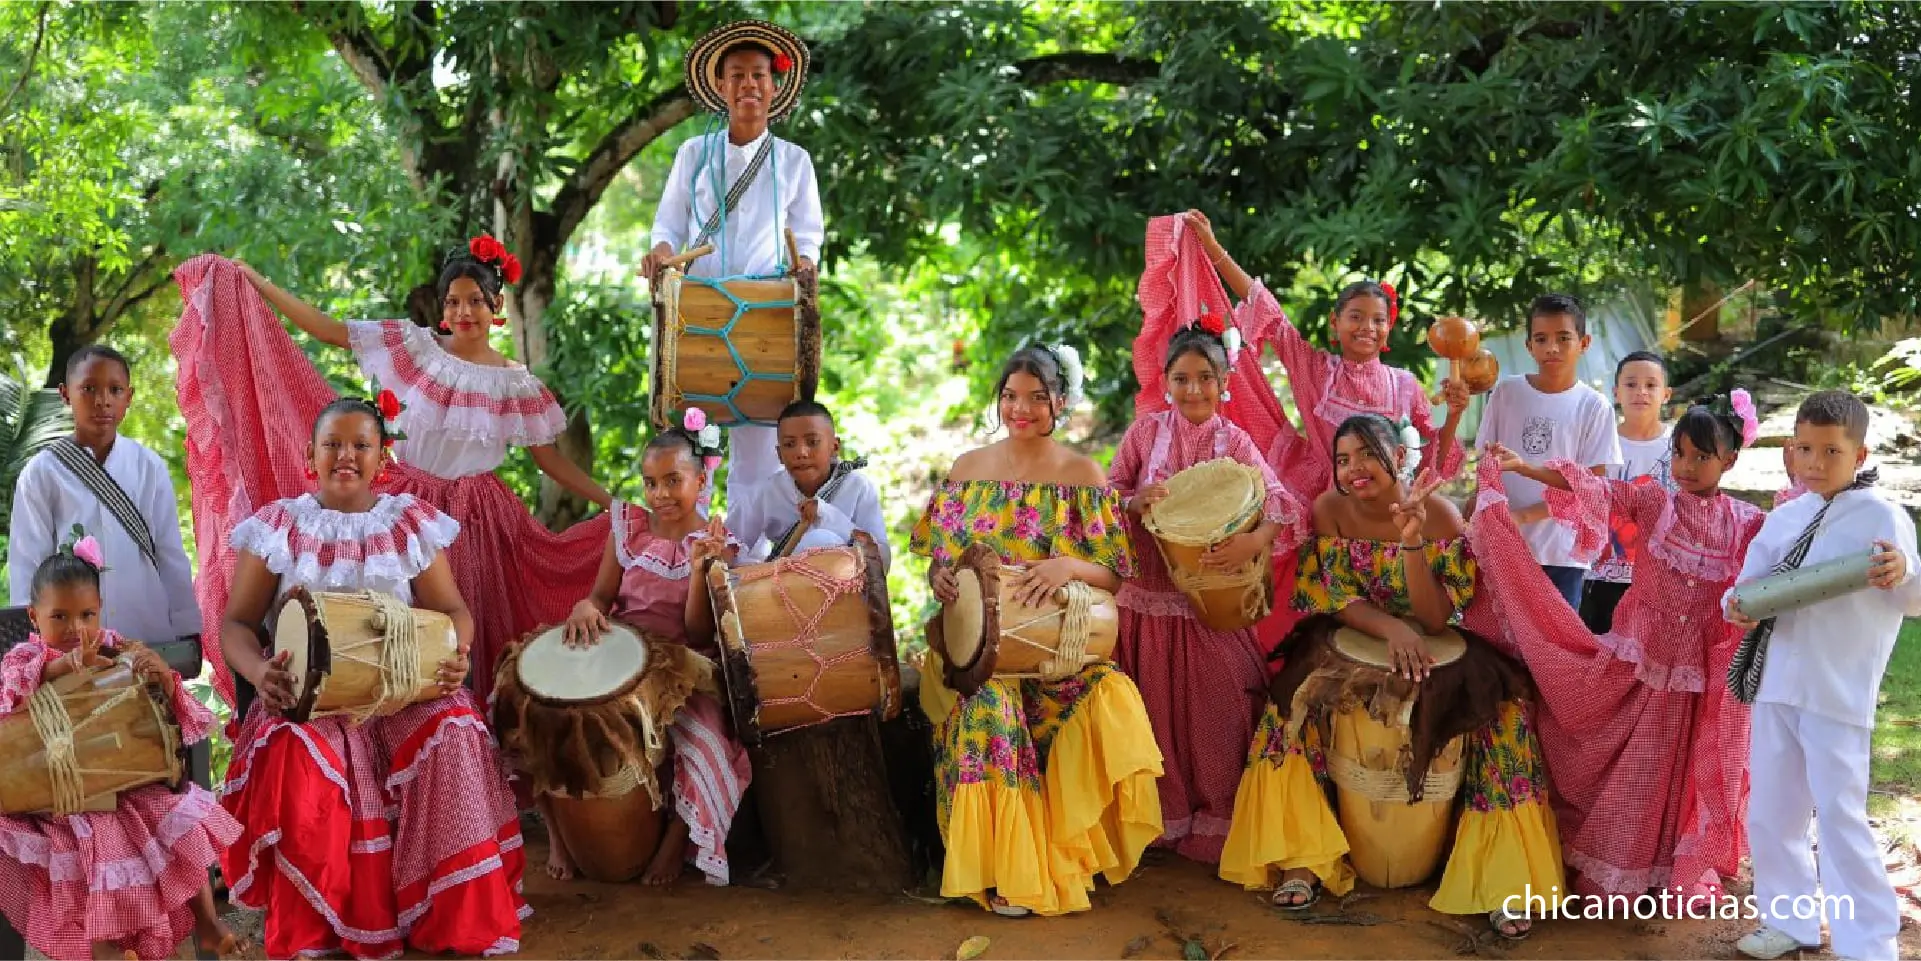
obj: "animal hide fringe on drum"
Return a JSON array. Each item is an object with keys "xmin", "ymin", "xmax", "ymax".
[
  {"xmin": 1267, "ymin": 615, "xmax": 1531, "ymax": 801},
  {"xmin": 492, "ymin": 632, "xmax": 714, "ymax": 801}
]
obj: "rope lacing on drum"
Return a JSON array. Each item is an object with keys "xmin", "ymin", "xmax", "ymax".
[
  {"xmin": 340, "ymin": 592, "xmax": 424, "ymax": 725},
  {"xmin": 1165, "ymin": 559, "xmax": 1269, "ymax": 625},
  {"xmin": 735, "ymin": 549, "xmax": 870, "ymax": 730},
  {"xmin": 1000, "ymin": 580, "xmax": 1096, "ymax": 680},
  {"xmin": 658, "ymin": 273, "xmax": 800, "ymax": 429},
  {"xmin": 28, "ymin": 665, "xmax": 173, "ymax": 815}
]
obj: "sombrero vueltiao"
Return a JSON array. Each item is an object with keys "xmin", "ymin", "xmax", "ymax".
[{"xmin": 685, "ymin": 20, "xmax": 810, "ymax": 123}]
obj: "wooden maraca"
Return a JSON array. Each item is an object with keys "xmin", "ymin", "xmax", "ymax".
[{"xmin": 1426, "ymin": 316, "xmax": 1490, "ymax": 401}]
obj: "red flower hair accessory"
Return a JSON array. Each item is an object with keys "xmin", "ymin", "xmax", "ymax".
[
  {"xmin": 773, "ymin": 52, "xmax": 793, "ymax": 73},
  {"xmin": 466, "ymin": 235, "xmax": 518, "ymax": 287},
  {"xmin": 374, "ymin": 390, "xmax": 408, "ymax": 444},
  {"xmin": 1379, "ymin": 281, "xmax": 1400, "ymax": 326},
  {"xmin": 1199, "ymin": 312, "xmax": 1226, "ymax": 336}
]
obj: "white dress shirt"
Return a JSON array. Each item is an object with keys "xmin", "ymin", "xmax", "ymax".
[
  {"xmin": 651, "ymin": 130, "xmax": 824, "ymax": 279},
  {"xmin": 730, "ymin": 468, "xmax": 890, "ymax": 572},
  {"xmin": 1729, "ymin": 486, "xmax": 1921, "ymax": 729},
  {"xmin": 7, "ymin": 438, "xmax": 201, "ymax": 642}
]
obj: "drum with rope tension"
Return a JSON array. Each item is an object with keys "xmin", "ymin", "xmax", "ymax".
[
  {"xmin": 931, "ymin": 542, "xmax": 1120, "ymax": 697},
  {"xmin": 1143, "ymin": 457, "xmax": 1275, "ymax": 631},
  {"xmin": 270, "ymin": 588, "xmax": 460, "ymax": 724},
  {"xmin": 492, "ymin": 622, "xmax": 710, "ymax": 882},
  {"xmin": 706, "ymin": 531, "xmax": 900, "ymax": 746},
  {"xmin": 0, "ymin": 654, "xmax": 188, "ymax": 815},
  {"xmin": 650, "ymin": 264, "xmax": 821, "ymax": 429}
]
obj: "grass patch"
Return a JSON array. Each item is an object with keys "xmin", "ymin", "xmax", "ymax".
[{"xmin": 1869, "ymin": 619, "xmax": 1921, "ymax": 844}]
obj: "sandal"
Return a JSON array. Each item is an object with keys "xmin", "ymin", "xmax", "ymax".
[
  {"xmin": 989, "ymin": 894, "xmax": 1031, "ymax": 917},
  {"xmin": 1270, "ymin": 878, "xmax": 1320, "ymax": 911},
  {"xmin": 1489, "ymin": 907, "xmax": 1532, "ymax": 941}
]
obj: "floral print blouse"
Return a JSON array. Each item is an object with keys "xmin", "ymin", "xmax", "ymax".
[
  {"xmin": 910, "ymin": 480, "xmax": 1136, "ymax": 576},
  {"xmin": 1293, "ymin": 534, "xmax": 1477, "ymax": 620}
]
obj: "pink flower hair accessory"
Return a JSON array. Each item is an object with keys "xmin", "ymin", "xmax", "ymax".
[
  {"xmin": 1730, "ymin": 388, "xmax": 1759, "ymax": 446},
  {"xmin": 71, "ymin": 536, "xmax": 104, "ymax": 569}
]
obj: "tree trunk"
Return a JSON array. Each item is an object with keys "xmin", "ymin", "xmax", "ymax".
[
  {"xmin": 1682, "ymin": 279, "xmax": 1722, "ymax": 343},
  {"xmin": 749, "ymin": 714, "xmax": 919, "ymax": 892}
]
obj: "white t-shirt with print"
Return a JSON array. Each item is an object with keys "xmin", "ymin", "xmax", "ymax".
[
  {"xmin": 1474, "ymin": 375, "xmax": 1624, "ymax": 569},
  {"xmin": 1588, "ymin": 426, "xmax": 1678, "ymax": 583}
]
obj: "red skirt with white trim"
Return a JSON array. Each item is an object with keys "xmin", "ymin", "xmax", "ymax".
[{"xmin": 220, "ymin": 691, "xmax": 527, "ymax": 959}]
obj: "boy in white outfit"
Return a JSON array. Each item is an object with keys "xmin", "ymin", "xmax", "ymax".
[
  {"xmin": 729, "ymin": 400, "xmax": 889, "ymax": 571},
  {"xmin": 1725, "ymin": 389, "xmax": 1916, "ymax": 961}
]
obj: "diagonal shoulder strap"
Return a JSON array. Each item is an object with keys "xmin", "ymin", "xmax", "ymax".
[
  {"xmin": 692, "ymin": 134, "xmax": 776, "ymax": 250},
  {"xmin": 47, "ymin": 438, "xmax": 158, "ymax": 569},
  {"xmin": 772, "ymin": 458, "xmax": 869, "ymax": 558}
]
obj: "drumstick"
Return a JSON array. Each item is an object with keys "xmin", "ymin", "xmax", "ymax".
[
  {"xmin": 661, "ymin": 244, "xmax": 716, "ymax": 272},
  {"xmin": 784, "ymin": 227, "xmax": 802, "ymax": 272}
]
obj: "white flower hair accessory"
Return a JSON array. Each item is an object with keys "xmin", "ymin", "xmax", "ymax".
[
  {"xmin": 1053, "ymin": 343, "xmax": 1086, "ymax": 408},
  {"xmin": 1397, "ymin": 418, "xmax": 1424, "ymax": 483}
]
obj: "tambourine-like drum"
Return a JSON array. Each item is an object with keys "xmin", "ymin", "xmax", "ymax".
[
  {"xmin": 492, "ymin": 622, "xmax": 710, "ymax": 883},
  {"xmin": 1143, "ymin": 457, "xmax": 1274, "ymax": 631},
  {"xmin": 932, "ymin": 542, "xmax": 1120, "ymax": 696},
  {"xmin": 0, "ymin": 655, "xmax": 187, "ymax": 815},
  {"xmin": 1323, "ymin": 625, "xmax": 1469, "ymax": 889},
  {"xmin": 1731, "ymin": 550, "xmax": 1875, "ymax": 622},
  {"xmin": 650, "ymin": 267, "xmax": 821, "ymax": 429},
  {"xmin": 706, "ymin": 531, "xmax": 900, "ymax": 745},
  {"xmin": 271, "ymin": 588, "xmax": 459, "ymax": 724}
]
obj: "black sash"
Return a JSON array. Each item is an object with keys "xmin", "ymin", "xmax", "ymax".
[
  {"xmin": 692, "ymin": 134, "xmax": 776, "ymax": 250},
  {"xmin": 48, "ymin": 438, "xmax": 157, "ymax": 569}
]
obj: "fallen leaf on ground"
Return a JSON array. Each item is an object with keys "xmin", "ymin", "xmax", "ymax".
[{"xmin": 956, "ymin": 935, "xmax": 991, "ymax": 961}]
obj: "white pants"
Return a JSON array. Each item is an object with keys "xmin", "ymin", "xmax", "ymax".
[
  {"xmin": 1747, "ymin": 702, "xmax": 1901, "ymax": 960},
  {"xmin": 719, "ymin": 423, "xmax": 778, "ymax": 519}
]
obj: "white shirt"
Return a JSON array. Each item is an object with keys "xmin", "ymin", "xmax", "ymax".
[
  {"xmin": 651, "ymin": 130, "xmax": 824, "ymax": 279},
  {"xmin": 730, "ymin": 467, "xmax": 890, "ymax": 571},
  {"xmin": 7, "ymin": 439, "xmax": 201, "ymax": 642},
  {"xmin": 1474, "ymin": 375, "xmax": 1623, "ymax": 568},
  {"xmin": 1589, "ymin": 426, "xmax": 1677, "ymax": 583},
  {"xmin": 1730, "ymin": 487, "xmax": 1921, "ymax": 729}
]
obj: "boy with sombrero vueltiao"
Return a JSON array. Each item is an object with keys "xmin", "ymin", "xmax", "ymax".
[{"xmin": 642, "ymin": 20, "xmax": 824, "ymax": 519}]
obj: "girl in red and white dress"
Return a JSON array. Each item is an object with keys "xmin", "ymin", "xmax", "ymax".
[
  {"xmin": 1110, "ymin": 320, "xmax": 1304, "ymax": 864},
  {"xmin": 173, "ymin": 243, "xmax": 612, "ymax": 708},
  {"xmin": 1150, "ymin": 212, "xmax": 1471, "ymax": 657},
  {"xmin": 548, "ymin": 419, "xmax": 751, "ymax": 887},
  {"xmin": 217, "ymin": 399, "xmax": 527, "ymax": 959},
  {"xmin": 1474, "ymin": 392, "xmax": 1763, "ymax": 897},
  {"xmin": 0, "ymin": 537, "xmax": 243, "ymax": 961}
]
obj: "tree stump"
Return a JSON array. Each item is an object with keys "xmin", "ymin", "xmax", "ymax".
[{"xmin": 749, "ymin": 713, "xmax": 918, "ymax": 891}]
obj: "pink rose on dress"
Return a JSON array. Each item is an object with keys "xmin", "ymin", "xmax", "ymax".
[
  {"xmin": 1012, "ymin": 505, "xmax": 1043, "ymax": 541},
  {"xmin": 985, "ymin": 734, "xmax": 1017, "ymax": 772},
  {"xmin": 1085, "ymin": 517, "xmax": 1105, "ymax": 539},
  {"xmin": 972, "ymin": 515, "xmax": 998, "ymax": 534}
]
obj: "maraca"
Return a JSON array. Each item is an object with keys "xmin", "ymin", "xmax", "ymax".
[
  {"xmin": 1426, "ymin": 316, "xmax": 1485, "ymax": 401},
  {"xmin": 1457, "ymin": 348, "xmax": 1500, "ymax": 394}
]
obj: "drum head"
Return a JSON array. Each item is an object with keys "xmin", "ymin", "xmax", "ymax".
[
  {"xmin": 1146, "ymin": 458, "xmax": 1264, "ymax": 545},
  {"xmin": 517, "ymin": 623, "xmax": 648, "ymax": 703},
  {"xmin": 1333, "ymin": 624, "xmax": 1467, "ymax": 670},
  {"xmin": 943, "ymin": 568, "xmax": 985, "ymax": 668}
]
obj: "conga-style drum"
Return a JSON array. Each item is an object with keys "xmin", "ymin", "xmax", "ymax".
[
  {"xmin": 650, "ymin": 266, "xmax": 821, "ymax": 429},
  {"xmin": 1322, "ymin": 625, "xmax": 1469, "ymax": 889},
  {"xmin": 271, "ymin": 588, "xmax": 460, "ymax": 723},
  {"xmin": 0, "ymin": 655, "xmax": 187, "ymax": 815},
  {"xmin": 933, "ymin": 542, "xmax": 1121, "ymax": 696},
  {"xmin": 492, "ymin": 622, "xmax": 710, "ymax": 883},
  {"xmin": 1144, "ymin": 457, "xmax": 1273, "ymax": 631},
  {"xmin": 706, "ymin": 531, "xmax": 900, "ymax": 745}
]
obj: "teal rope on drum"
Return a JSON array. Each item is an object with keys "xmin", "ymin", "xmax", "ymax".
[{"xmin": 680, "ymin": 273, "xmax": 799, "ymax": 426}]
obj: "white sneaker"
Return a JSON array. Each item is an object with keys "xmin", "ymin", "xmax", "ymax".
[{"xmin": 1736, "ymin": 927, "xmax": 1818, "ymax": 960}]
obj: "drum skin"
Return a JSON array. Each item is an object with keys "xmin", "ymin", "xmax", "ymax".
[
  {"xmin": 269, "ymin": 587, "xmax": 459, "ymax": 723},
  {"xmin": 931, "ymin": 542, "xmax": 1119, "ymax": 697}
]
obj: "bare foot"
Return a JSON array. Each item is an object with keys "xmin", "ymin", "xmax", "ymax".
[
  {"xmin": 197, "ymin": 915, "xmax": 250, "ymax": 959},
  {"xmin": 537, "ymin": 794, "xmax": 578, "ymax": 880},
  {"xmin": 641, "ymin": 817, "xmax": 691, "ymax": 886}
]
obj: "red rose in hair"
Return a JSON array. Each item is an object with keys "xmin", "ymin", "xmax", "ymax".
[
  {"xmin": 773, "ymin": 52, "xmax": 793, "ymax": 73},
  {"xmin": 469, "ymin": 235, "xmax": 505, "ymax": 263},
  {"xmin": 1199, "ymin": 312, "xmax": 1226, "ymax": 336},
  {"xmin": 376, "ymin": 390, "xmax": 402, "ymax": 421},
  {"xmin": 501, "ymin": 253, "xmax": 523, "ymax": 285},
  {"xmin": 1379, "ymin": 281, "xmax": 1400, "ymax": 325}
]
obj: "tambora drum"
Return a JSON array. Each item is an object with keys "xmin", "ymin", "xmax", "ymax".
[
  {"xmin": 1321, "ymin": 624, "xmax": 1468, "ymax": 889},
  {"xmin": 706, "ymin": 531, "xmax": 901, "ymax": 745},
  {"xmin": 491, "ymin": 622, "xmax": 709, "ymax": 883},
  {"xmin": 1143, "ymin": 457, "xmax": 1273, "ymax": 631},
  {"xmin": 650, "ymin": 265, "xmax": 821, "ymax": 429},
  {"xmin": 0, "ymin": 655, "xmax": 187, "ymax": 815},
  {"xmin": 932, "ymin": 542, "xmax": 1120, "ymax": 696},
  {"xmin": 271, "ymin": 588, "xmax": 460, "ymax": 723}
]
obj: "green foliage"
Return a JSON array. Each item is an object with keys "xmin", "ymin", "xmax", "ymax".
[{"xmin": 0, "ymin": 356, "xmax": 71, "ymax": 544}]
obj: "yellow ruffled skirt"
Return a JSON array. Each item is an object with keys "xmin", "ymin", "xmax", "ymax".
[
  {"xmin": 920, "ymin": 649, "xmax": 1164, "ymax": 916},
  {"xmin": 1219, "ymin": 700, "xmax": 1563, "ymax": 914}
]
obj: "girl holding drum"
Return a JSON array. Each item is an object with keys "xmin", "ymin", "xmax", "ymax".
[
  {"xmin": 912, "ymin": 345, "xmax": 1164, "ymax": 917},
  {"xmin": 1110, "ymin": 321, "xmax": 1304, "ymax": 865},
  {"xmin": 1480, "ymin": 392, "xmax": 1763, "ymax": 899},
  {"xmin": 1219, "ymin": 414, "xmax": 1561, "ymax": 941},
  {"xmin": 218, "ymin": 399, "xmax": 527, "ymax": 960}
]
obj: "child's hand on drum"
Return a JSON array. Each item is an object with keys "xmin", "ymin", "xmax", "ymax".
[
  {"xmin": 1387, "ymin": 623, "xmax": 1436, "ymax": 681},
  {"xmin": 125, "ymin": 643, "xmax": 178, "ymax": 696},
  {"xmin": 1724, "ymin": 595, "xmax": 1759, "ymax": 631},
  {"xmin": 1869, "ymin": 539, "xmax": 1908, "ymax": 590},
  {"xmin": 437, "ymin": 648, "xmax": 470, "ymax": 695},
  {"xmin": 254, "ymin": 650, "xmax": 298, "ymax": 713},
  {"xmin": 564, "ymin": 600, "xmax": 611, "ymax": 648},
  {"xmin": 799, "ymin": 498, "xmax": 820, "ymax": 526},
  {"xmin": 930, "ymin": 563, "xmax": 960, "ymax": 604},
  {"xmin": 1012, "ymin": 559, "xmax": 1074, "ymax": 608},
  {"xmin": 1202, "ymin": 532, "xmax": 1262, "ymax": 570},
  {"xmin": 1134, "ymin": 483, "xmax": 1170, "ymax": 515}
]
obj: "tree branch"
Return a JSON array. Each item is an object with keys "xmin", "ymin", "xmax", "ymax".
[
  {"xmin": 98, "ymin": 244, "xmax": 168, "ymax": 327},
  {"xmin": 0, "ymin": 1, "xmax": 52, "ymax": 119},
  {"xmin": 550, "ymin": 86, "xmax": 699, "ymax": 247},
  {"xmin": 1010, "ymin": 50, "xmax": 1161, "ymax": 86},
  {"xmin": 294, "ymin": 0, "xmax": 443, "ymax": 189}
]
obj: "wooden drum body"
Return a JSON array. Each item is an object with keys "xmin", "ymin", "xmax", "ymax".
[
  {"xmin": 493, "ymin": 622, "xmax": 709, "ymax": 883},
  {"xmin": 933, "ymin": 543, "xmax": 1120, "ymax": 696},
  {"xmin": 0, "ymin": 657, "xmax": 187, "ymax": 815},
  {"xmin": 707, "ymin": 531, "xmax": 901, "ymax": 745},
  {"xmin": 1321, "ymin": 625, "xmax": 1468, "ymax": 889},
  {"xmin": 1144, "ymin": 458, "xmax": 1274, "ymax": 631},
  {"xmin": 650, "ymin": 267, "xmax": 822, "ymax": 429},
  {"xmin": 271, "ymin": 588, "xmax": 459, "ymax": 723}
]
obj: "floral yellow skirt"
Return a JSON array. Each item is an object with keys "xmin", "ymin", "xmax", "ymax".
[
  {"xmin": 919, "ymin": 649, "xmax": 1164, "ymax": 916},
  {"xmin": 1218, "ymin": 700, "xmax": 1564, "ymax": 914}
]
